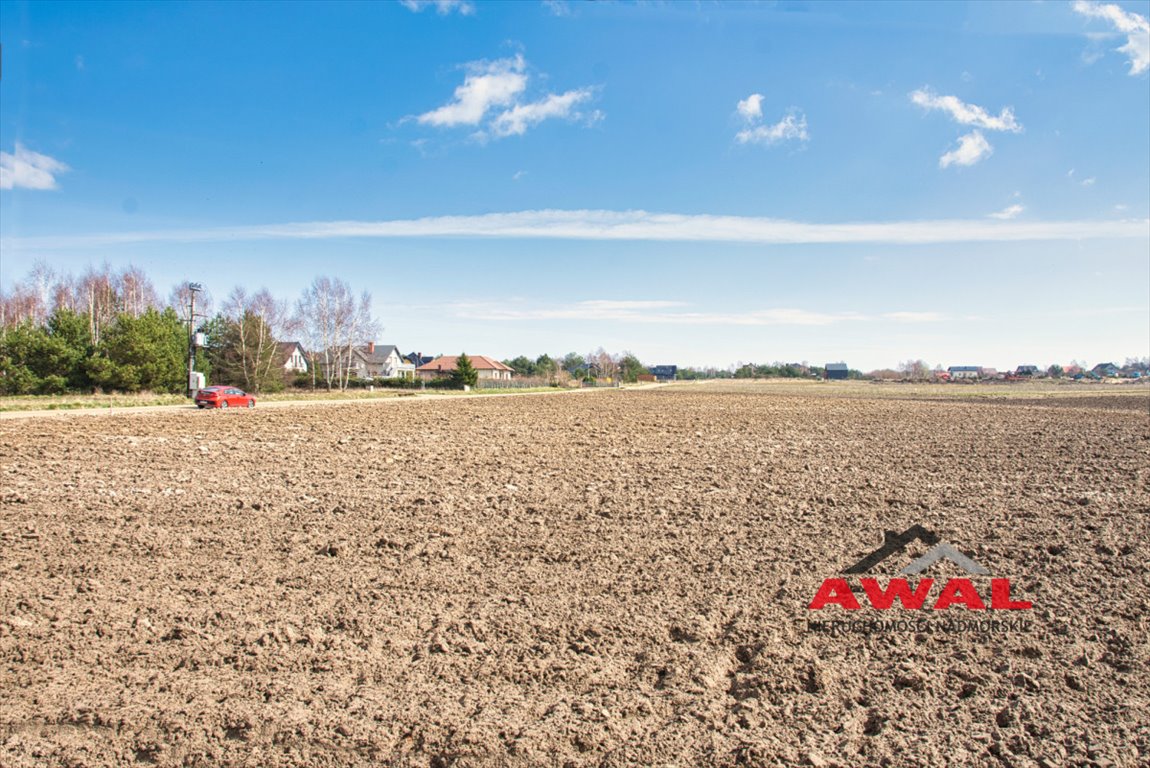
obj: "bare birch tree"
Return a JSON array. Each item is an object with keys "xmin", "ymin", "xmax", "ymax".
[
  {"xmin": 219, "ymin": 287, "xmax": 290, "ymax": 393},
  {"xmin": 119, "ymin": 266, "xmax": 159, "ymax": 318},
  {"xmin": 295, "ymin": 276, "xmax": 378, "ymax": 391}
]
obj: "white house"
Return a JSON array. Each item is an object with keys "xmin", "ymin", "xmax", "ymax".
[
  {"xmin": 278, "ymin": 341, "xmax": 309, "ymax": 374},
  {"xmin": 947, "ymin": 366, "xmax": 982, "ymax": 380},
  {"xmin": 349, "ymin": 343, "xmax": 416, "ymax": 380}
]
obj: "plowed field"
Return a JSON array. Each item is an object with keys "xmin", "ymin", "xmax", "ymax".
[{"xmin": 2, "ymin": 383, "xmax": 1147, "ymax": 767}]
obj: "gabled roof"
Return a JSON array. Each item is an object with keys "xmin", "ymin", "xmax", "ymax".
[
  {"xmin": 355, "ymin": 344, "xmax": 402, "ymax": 364},
  {"xmin": 825, "ymin": 363, "xmax": 849, "ymax": 371},
  {"xmin": 416, "ymin": 355, "xmax": 514, "ymax": 373},
  {"xmin": 948, "ymin": 366, "xmax": 981, "ymax": 372},
  {"xmin": 277, "ymin": 341, "xmax": 307, "ymax": 364}
]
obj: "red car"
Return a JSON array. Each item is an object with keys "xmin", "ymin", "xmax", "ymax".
[{"xmin": 195, "ymin": 386, "xmax": 256, "ymax": 409}]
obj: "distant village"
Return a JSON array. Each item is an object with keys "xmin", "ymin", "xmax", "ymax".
[
  {"xmin": 273, "ymin": 340, "xmax": 1149, "ymax": 388},
  {"xmin": 0, "ymin": 264, "xmax": 1146, "ymax": 397}
]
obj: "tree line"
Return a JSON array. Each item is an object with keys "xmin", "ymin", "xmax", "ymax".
[
  {"xmin": 0, "ymin": 263, "xmax": 378, "ymax": 396},
  {"xmin": 500, "ymin": 350, "xmax": 649, "ymax": 384}
]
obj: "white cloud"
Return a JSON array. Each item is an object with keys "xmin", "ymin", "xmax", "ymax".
[
  {"xmin": 512, "ymin": 170, "xmax": 527, "ymax": 181},
  {"xmin": 444, "ymin": 299, "xmax": 862, "ymax": 326},
  {"xmin": 400, "ymin": 0, "xmax": 475, "ymax": 16},
  {"xmin": 988, "ymin": 204, "xmax": 1025, "ymax": 220},
  {"xmin": 734, "ymin": 93, "xmax": 807, "ymax": 146},
  {"xmin": 1073, "ymin": 1, "xmax": 1150, "ymax": 75},
  {"xmin": 736, "ymin": 93, "xmax": 764, "ymax": 121},
  {"xmin": 416, "ymin": 54, "xmax": 597, "ymax": 139},
  {"xmin": 0, "ymin": 143, "xmax": 70, "ymax": 190},
  {"xmin": 910, "ymin": 88, "xmax": 1022, "ymax": 132},
  {"xmin": 543, "ymin": 0, "xmax": 571, "ymax": 16},
  {"xmin": 422, "ymin": 300, "xmax": 953, "ymax": 327},
  {"xmin": 1082, "ymin": 176, "xmax": 1097, "ymax": 187},
  {"xmin": 736, "ymin": 112, "xmax": 809, "ymax": 145},
  {"xmin": 417, "ymin": 55, "xmax": 527, "ymax": 127},
  {"xmin": 7, "ymin": 210, "xmax": 1147, "ymax": 250},
  {"xmin": 939, "ymin": 130, "xmax": 993, "ymax": 168},
  {"xmin": 488, "ymin": 88, "xmax": 594, "ymax": 138}
]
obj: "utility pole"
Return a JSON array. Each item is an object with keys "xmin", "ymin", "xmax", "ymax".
[{"xmin": 186, "ymin": 282, "xmax": 203, "ymax": 397}]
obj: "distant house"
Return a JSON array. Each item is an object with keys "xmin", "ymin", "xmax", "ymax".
[
  {"xmin": 404, "ymin": 351, "xmax": 434, "ymax": 368},
  {"xmin": 349, "ymin": 343, "xmax": 416, "ymax": 380},
  {"xmin": 948, "ymin": 366, "xmax": 982, "ymax": 380},
  {"xmin": 1015, "ymin": 365, "xmax": 1039, "ymax": 377},
  {"xmin": 278, "ymin": 341, "xmax": 308, "ymax": 374},
  {"xmin": 1092, "ymin": 362, "xmax": 1120, "ymax": 378},
  {"xmin": 416, "ymin": 355, "xmax": 514, "ymax": 381},
  {"xmin": 825, "ymin": 362, "xmax": 849, "ymax": 380},
  {"xmin": 649, "ymin": 365, "xmax": 678, "ymax": 381}
]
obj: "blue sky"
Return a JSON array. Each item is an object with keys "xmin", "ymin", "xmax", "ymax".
[{"xmin": 1, "ymin": 0, "xmax": 1147, "ymax": 370}]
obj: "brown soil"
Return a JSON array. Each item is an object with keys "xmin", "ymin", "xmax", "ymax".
[{"xmin": 2, "ymin": 384, "xmax": 1147, "ymax": 767}]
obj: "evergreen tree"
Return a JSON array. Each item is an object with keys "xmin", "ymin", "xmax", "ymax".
[
  {"xmin": 0, "ymin": 311, "xmax": 93, "ymax": 394},
  {"xmin": 617, "ymin": 352, "xmax": 646, "ymax": 383},
  {"xmin": 89, "ymin": 307, "xmax": 186, "ymax": 392},
  {"xmin": 452, "ymin": 352, "xmax": 479, "ymax": 388}
]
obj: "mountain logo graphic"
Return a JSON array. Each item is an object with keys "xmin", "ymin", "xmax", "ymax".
[
  {"xmin": 808, "ymin": 524, "xmax": 1031, "ymax": 612},
  {"xmin": 844, "ymin": 525, "xmax": 989, "ymax": 576}
]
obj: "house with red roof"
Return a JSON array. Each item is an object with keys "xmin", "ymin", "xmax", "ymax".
[{"xmin": 416, "ymin": 355, "xmax": 514, "ymax": 381}]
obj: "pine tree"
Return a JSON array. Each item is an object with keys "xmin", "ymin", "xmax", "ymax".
[{"xmin": 452, "ymin": 352, "xmax": 479, "ymax": 388}]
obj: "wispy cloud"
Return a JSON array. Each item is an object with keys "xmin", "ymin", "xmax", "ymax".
[
  {"xmin": 437, "ymin": 299, "xmax": 928, "ymax": 327},
  {"xmin": 0, "ymin": 143, "xmax": 70, "ymax": 190},
  {"xmin": 5, "ymin": 210, "xmax": 1147, "ymax": 250},
  {"xmin": 734, "ymin": 93, "xmax": 808, "ymax": 146},
  {"xmin": 487, "ymin": 88, "xmax": 596, "ymax": 138},
  {"xmin": 910, "ymin": 88, "xmax": 1022, "ymax": 132},
  {"xmin": 736, "ymin": 112, "xmax": 809, "ymax": 146},
  {"xmin": 911, "ymin": 87, "xmax": 1021, "ymax": 169},
  {"xmin": 400, "ymin": 300, "xmax": 955, "ymax": 327},
  {"xmin": 400, "ymin": 0, "xmax": 475, "ymax": 16},
  {"xmin": 543, "ymin": 0, "xmax": 570, "ymax": 17},
  {"xmin": 1082, "ymin": 176, "xmax": 1097, "ymax": 187},
  {"xmin": 939, "ymin": 130, "xmax": 993, "ymax": 168},
  {"xmin": 988, "ymin": 203, "xmax": 1025, "ymax": 220},
  {"xmin": 417, "ymin": 55, "xmax": 527, "ymax": 128},
  {"xmin": 415, "ymin": 53, "xmax": 598, "ymax": 140},
  {"xmin": 1073, "ymin": 1, "xmax": 1150, "ymax": 75}
]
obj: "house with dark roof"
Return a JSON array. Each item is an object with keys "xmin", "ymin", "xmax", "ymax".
[
  {"xmin": 947, "ymin": 365, "xmax": 982, "ymax": 380},
  {"xmin": 649, "ymin": 365, "xmax": 678, "ymax": 381},
  {"xmin": 825, "ymin": 362, "xmax": 849, "ymax": 380},
  {"xmin": 349, "ymin": 343, "xmax": 416, "ymax": 380},
  {"xmin": 1014, "ymin": 365, "xmax": 1039, "ymax": 377},
  {"xmin": 416, "ymin": 355, "xmax": 514, "ymax": 381},
  {"xmin": 1092, "ymin": 362, "xmax": 1120, "ymax": 378},
  {"xmin": 278, "ymin": 341, "xmax": 309, "ymax": 374},
  {"xmin": 404, "ymin": 351, "xmax": 434, "ymax": 368}
]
